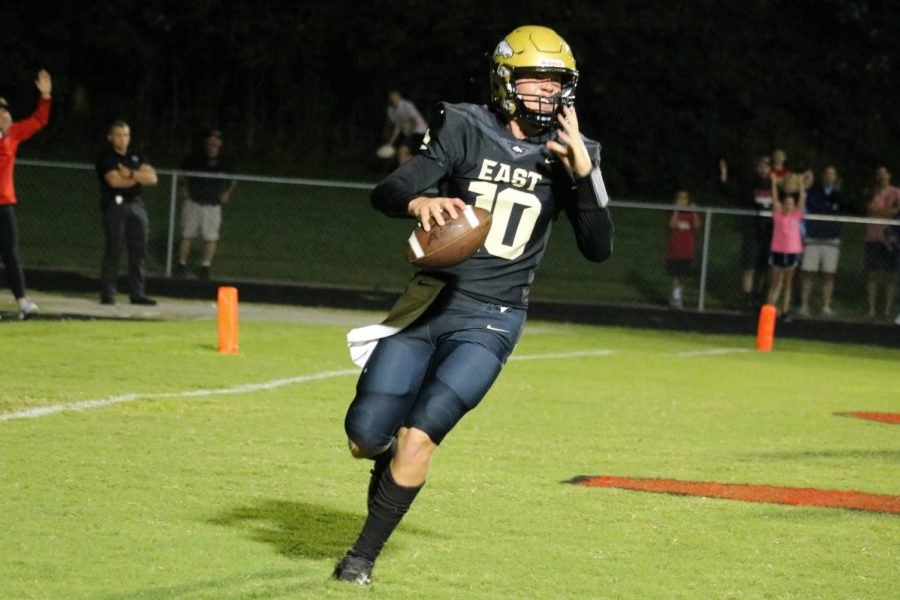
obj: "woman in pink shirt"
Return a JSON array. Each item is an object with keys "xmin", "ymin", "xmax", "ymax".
[{"xmin": 767, "ymin": 174, "xmax": 806, "ymax": 318}]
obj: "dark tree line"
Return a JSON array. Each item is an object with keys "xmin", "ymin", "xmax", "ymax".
[{"xmin": 3, "ymin": 0, "xmax": 898, "ymax": 205}]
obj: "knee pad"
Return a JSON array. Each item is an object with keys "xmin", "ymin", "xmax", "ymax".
[{"xmin": 344, "ymin": 393, "xmax": 408, "ymax": 454}]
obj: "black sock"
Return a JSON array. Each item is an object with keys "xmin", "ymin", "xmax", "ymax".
[
  {"xmin": 351, "ymin": 467, "xmax": 423, "ymax": 562},
  {"xmin": 367, "ymin": 438, "xmax": 397, "ymax": 508}
]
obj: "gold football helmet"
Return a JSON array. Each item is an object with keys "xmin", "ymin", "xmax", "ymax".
[{"xmin": 490, "ymin": 25, "xmax": 579, "ymax": 132}]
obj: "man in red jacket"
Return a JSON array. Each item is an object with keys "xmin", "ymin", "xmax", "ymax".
[{"xmin": 0, "ymin": 69, "xmax": 51, "ymax": 320}]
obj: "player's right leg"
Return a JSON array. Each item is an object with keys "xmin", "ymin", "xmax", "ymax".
[
  {"xmin": 344, "ymin": 332, "xmax": 432, "ymax": 459},
  {"xmin": 335, "ymin": 333, "xmax": 431, "ymax": 585}
]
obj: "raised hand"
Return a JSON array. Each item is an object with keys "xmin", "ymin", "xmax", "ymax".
[
  {"xmin": 35, "ymin": 70, "xmax": 52, "ymax": 98},
  {"xmin": 545, "ymin": 105, "xmax": 592, "ymax": 178}
]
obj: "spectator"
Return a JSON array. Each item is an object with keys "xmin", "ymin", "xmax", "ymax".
[
  {"xmin": 891, "ymin": 208, "xmax": 900, "ymax": 325},
  {"xmin": 0, "ymin": 69, "xmax": 51, "ymax": 320},
  {"xmin": 798, "ymin": 165, "xmax": 845, "ymax": 318},
  {"xmin": 719, "ymin": 156, "xmax": 774, "ymax": 309},
  {"xmin": 174, "ymin": 129, "xmax": 236, "ymax": 280},
  {"xmin": 863, "ymin": 166, "xmax": 900, "ymax": 320},
  {"xmin": 96, "ymin": 120, "xmax": 159, "ymax": 305},
  {"xmin": 771, "ymin": 148, "xmax": 790, "ymax": 187},
  {"xmin": 384, "ymin": 90, "xmax": 428, "ymax": 165},
  {"xmin": 767, "ymin": 173, "xmax": 806, "ymax": 319},
  {"xmin": 665, "ymin": 190, "xmax": 702, "ymax": 309}
]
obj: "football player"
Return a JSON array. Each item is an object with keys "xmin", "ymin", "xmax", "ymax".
[{"xmin": 334, "ymin": 25, "xmax": 614, "ymax": 585}]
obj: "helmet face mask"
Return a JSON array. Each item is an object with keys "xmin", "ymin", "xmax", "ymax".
[{"xmin": 490, "ymin": 26, "xmax": 579, "ymax": 134}]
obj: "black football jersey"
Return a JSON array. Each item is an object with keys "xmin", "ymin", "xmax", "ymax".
[{"xmin": 373, "ymin": 102, "xmax": 608, "ymax": 308}]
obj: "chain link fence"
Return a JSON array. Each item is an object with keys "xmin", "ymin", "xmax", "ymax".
[{"xmin": 8, "ymin": 160, "xmax": 899, "ymax": 323}]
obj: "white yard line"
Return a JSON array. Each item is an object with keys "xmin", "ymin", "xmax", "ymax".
[
  {"xmin": 509, "ymin": 349, "xmax": 616, "ymax": 361},
  {"xmin": 0, "ymin": 369, "xmax": 359, "ymax": 422},
  {"xmin": 1, "ymin": 350, "xmax": 616, "ymax": 422},
  {"xmin": 675, "ymin": 347, "xmax": 751, "ymax": 358}
]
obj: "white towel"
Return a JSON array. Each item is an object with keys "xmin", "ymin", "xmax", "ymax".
[{"xmin": 346, "ymin": 274, "xmax": 446, "ymax": 367}]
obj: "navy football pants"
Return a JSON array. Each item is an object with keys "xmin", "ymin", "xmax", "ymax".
[{"xmin": 345, "ymin": 289, "xmax": 526, "ymax": 448}]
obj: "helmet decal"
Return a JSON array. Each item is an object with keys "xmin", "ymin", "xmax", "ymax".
[{"xmin": 495, "ymin": 40, "xmax": 514, "ymax": 59}]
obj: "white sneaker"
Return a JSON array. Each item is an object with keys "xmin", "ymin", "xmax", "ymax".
[
  {"xmin": 18, "ymin": 298, "xmax": 39, "ymax": 320},
  {"xmin": 821, "ymin": 306, "xmax": 835, "ymax": 318},
  {"xmin": 797, "ymin": 305, "xmax": 810, "ymax": 317},
  {"xmin": 894, "ymin": 313, "xmax": 900, "ymax": 326}
]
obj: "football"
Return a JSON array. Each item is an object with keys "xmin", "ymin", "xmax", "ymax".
[
  {"xmin": 375, "ymin": 144, "xmax": 396, "ymax": 159},
  {"xmin": 406, "ymin": 206, "xmax": 492, "ymax": 269}
]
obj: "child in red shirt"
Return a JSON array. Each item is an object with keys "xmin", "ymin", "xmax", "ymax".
[{"xmin": 666, "ymin": 190, "xmax": 702, "ymax": 308}]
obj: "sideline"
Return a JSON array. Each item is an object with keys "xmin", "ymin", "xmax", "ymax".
[
  {"xmin": 674, "ymin": 347, "xmax": 751, "ymax": 358},
  {"xmin": 0, "ymin": 349, "xmax": 616, "ymax": 422}
]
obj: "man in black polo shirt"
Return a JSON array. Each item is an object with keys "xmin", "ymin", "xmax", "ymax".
[
  {"xmin": 96, "ymin": 119, "xmax": 158, "ymax": 305},
  {"xmin": 174, "ymin": 129, "xmax": 235, "ymax": 279}
]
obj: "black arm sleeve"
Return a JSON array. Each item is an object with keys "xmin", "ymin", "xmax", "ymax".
[
  {"xmin": 564, "ymin": 169, "xmax": 614, "ymax": 263},
  {"xmin": 370, "ymin": 155, "xmax": 449, "ymax": 217}
]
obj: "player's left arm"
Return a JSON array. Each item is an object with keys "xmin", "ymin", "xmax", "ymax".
[
  {"xmin": 548, "ymin": 107, "xmax": 613, "ymax": 262},
  {"xmin": 564, "ymin": 173, "xmax": 614, "ymax": 262}
]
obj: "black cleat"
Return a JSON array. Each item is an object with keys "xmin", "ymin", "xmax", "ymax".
[
  {"xmin": 130, "ymin": 296, "xmax": 158, "ymax": 306},
  {"xmin": 333, "ymin": 553, "xmax": 373, "ymax": 585}
]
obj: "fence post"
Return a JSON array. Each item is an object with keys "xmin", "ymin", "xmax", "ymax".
[
  {"xmin": 165, "ymin": 171, "xmax": 178, "ymax": 277},
  {"xmin": 697, "ymin": 208, "xmax": 713, "ymax": 312}
]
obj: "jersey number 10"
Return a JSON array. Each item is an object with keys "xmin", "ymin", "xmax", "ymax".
[{"xmin": 468, "ymin": 181, "xmax": 541, "ymax": 260}]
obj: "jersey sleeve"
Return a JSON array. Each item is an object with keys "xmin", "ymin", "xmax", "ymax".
[
  {"xmin": 370, "ymin": 102, "xmax": 465, "ymax": 217},
  {"xmin": 95, "ymin": 151, "xmax": 121, "ymax": 177},
  {"xmin": 561, "ymin": 140, "xmax": 614, "ymax": 262}
]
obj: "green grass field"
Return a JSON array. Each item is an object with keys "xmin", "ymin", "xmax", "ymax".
[{"xmin": 1, "ymin": 313, "xmax": 898, "ymax": 599}]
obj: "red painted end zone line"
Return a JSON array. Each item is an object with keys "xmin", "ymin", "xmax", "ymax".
[
  {"xmin": 837, "ymin": 412, "xmax": 900, "ymax": 425},
  {"xmin": 567, "ymin": 475, "xmax": 900, "ymax": 515}
]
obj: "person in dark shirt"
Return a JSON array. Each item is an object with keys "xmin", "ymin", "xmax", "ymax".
[
  {"xmin": 332, "ymin": 25, "xmax": 613, "ymax": 586},
  {"xmin": 719, "ymin": 156, "xmax": 774, "ymax": 308},
  {"xmin": 96, "ymin": 120, "xmax": 158, "ymax": 305},
  {"xmin": 174, "ymin": 129, "xmax": 235, "ymax": 279},
  {"xmin": 798, "ymin": 165, "xmax": 845, "ymax": 317}
]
